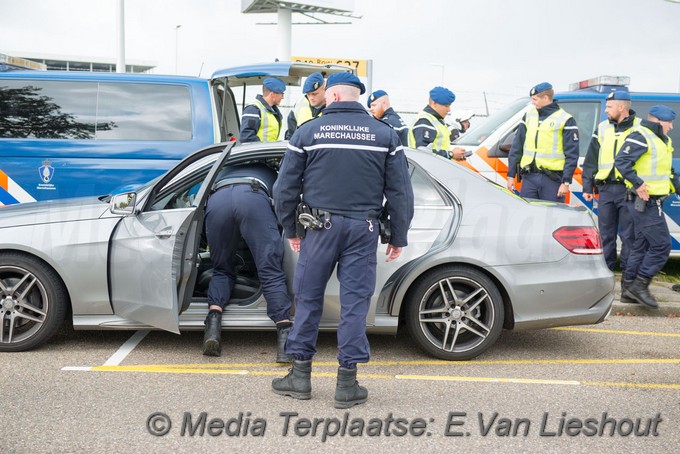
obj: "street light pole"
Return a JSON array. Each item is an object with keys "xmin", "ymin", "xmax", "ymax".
[{"xmin": 175, "ymin": 25, "xmax": 182, "ymax": 74}]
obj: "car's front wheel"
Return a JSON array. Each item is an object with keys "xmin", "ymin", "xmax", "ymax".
[
  {"xmin": 0, "ymin": 253, "xmax": 67, "ymax": 352},
  {"xmin": 405, "ymin": 265, "xmax": 504, "ymax": 360}
]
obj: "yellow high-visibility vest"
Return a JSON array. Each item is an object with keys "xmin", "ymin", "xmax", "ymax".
[
  {"xmin": 246, "ymin": 99, "xmax": 280, "ymax": 142},
  {"xmin": 626, "ymin": 126, "xmax": 674, "ymax": 196},
  {"xmin": 408, "ymin": 110, "xmax": 450, "ymax": 151},
  {"xmin": 520, "ymin": 107, "xmax": 573, "ymax": 171},
  {"xmin": 594, "ymin": 117, "xmax": 641, "ymax": 181},
  {"xmin": 293, "ymin": 96, "xmax": 321, "ymax": 126}
]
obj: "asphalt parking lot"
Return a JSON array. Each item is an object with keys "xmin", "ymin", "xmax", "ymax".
[{"xmin": 2, "ymin": 315, "xmax": 680, "ymax": 453}]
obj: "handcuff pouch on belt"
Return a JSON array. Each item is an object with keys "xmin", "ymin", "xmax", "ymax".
[
  {"xmin": 378, "ymin": 204, "xmax": 391, "ymax": 244},
  {"xmin": 296, "ymin": 202, "xmax": 325, "ymax": 237}
]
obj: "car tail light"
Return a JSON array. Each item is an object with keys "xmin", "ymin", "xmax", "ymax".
[{"xmin": 552, "ymin": 226, "xmax": 603, "ymax": 255}]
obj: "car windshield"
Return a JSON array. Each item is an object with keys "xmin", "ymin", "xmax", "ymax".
[{"xmin": 456, "ymin": 98, "xmax": 529, "ymax": 146}]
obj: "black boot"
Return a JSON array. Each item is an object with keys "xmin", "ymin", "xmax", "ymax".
[
  {"xmin": 620, "ymin": 278, "xmax": 638, "ymax": 304},
  {"xmin": 276, "ymin": 323, "xmax": 293, "ymax": 363},
  {"xmin": 272, "ymin": 359, "xmax": 312, "ymax": 400},
  {"xmin": 627, "ymin": 276, "xmax": 659, "ymax": 309},
  {"xmin": 334, "ymin": 366, "xmax": 368, "ymax": 409},
  {"xmin": 202, "ymin": 311, "xmax": 222, "ymax": 356}
]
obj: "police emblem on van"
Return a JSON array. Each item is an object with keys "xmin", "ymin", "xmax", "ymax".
[{"xmin": 39, "ymin": 160, "xmax": 55, "ymax": 183}]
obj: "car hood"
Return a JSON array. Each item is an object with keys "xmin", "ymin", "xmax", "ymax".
[{"xmin": 0, "ymin": 196, "xmax": 111, "ymax": 228}]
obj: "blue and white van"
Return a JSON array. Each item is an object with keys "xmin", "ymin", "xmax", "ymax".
[
  {"xmin": 0, "ymin": 62, "xmax": 351, "ymax": 205},
  {"xmin": 455, "ymin": 76, "xmax": 680, "ymax": 253}
]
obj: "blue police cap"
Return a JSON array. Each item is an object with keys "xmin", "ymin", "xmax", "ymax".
[
  {"xmin": 325, "ymin": 72, "xmax": 366, "ymax": 94},
  {"xmin": 429, "ymin": 86, "xmax": 455, "ymax": 105},
  {"xmin": 263, "ymin": 77, "xmax": 286, "ymax": 94},
  {"xmin": 649, "ymin": 105, "xmax": 677, "ymax": 121},
  {"xmin": 303, "ymin": 72, "xmax": 324, "ymax": 94},
  {"xmin": 367, "ymin": 89, "xmax": 388, "ymax": 107},
  {"xmin": 529, "ymin": 82, "xmax": 553, "ymax": 96},
  {"xmin": 606, "ymin": 91, "xmax": 631, "ymax": 101}
]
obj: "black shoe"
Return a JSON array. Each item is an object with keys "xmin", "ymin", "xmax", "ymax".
[
  {"xmin": 628, "ymin": 276, "xmax": 659, "ymax": 309},
  {"xmin": 334, "ymin": 366, "xmax": 368, "ymax": 409},
  {"xmin": 272, "ymin": 359, "xmax": 312, "ymax": 400},
  {"xmin": 620, "ymin": 278, "xmax": 638, "ymax": 304},
  {"xmin": 203, "ymin": 311, "xmax": 222, "ymax": 356},
  {"xmin": 276, "ymin": 324, "xmax": 293, "ymax": 363}
]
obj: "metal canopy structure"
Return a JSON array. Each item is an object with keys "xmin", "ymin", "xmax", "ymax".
[{"xmin": 242, "ymin": 1, "xmax": 359, "ymax": 61}]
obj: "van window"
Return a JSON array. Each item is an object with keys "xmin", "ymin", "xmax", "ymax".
[
  {"xmin": 558, "ymin": 101, "xmax": 600, "ymax": 157},
  {"xmin": 0, "ymin": 80, "xmax": 192, "ymax": 141},
  {"xmin": 631, "ymin": 101, "xmax": 680, "ymax": 157}
]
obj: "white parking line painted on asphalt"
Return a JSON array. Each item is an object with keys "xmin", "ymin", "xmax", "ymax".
[{"xmin": 103, "ymin": 330, "xmax": 150, "ymax": 366}]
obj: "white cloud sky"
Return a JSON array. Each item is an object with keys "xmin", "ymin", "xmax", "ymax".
[{"xmin": 2, "ymin": 0, "xmax": 680, "ymax": 116}]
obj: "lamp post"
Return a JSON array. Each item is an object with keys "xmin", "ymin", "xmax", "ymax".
[
  {"xmin": 431, "ymin": 63, "xmax": 445, "ymax": 85},
  {"xmin": 175, "ymin": 25, "xmax": 182, "ymax": 74}
]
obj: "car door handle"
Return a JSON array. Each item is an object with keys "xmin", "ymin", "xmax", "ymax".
[{"xmin": 155, "ymin": 228, "xmax": 173, "ymax": 239}]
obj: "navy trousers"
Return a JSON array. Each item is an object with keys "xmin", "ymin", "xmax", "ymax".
[
  {"xmin": 623, "ymin": 198, "xmax": 671, "ymax": 281},
  {"xmin": 204, "ymin": 184, "xmax": 291, "ymax": 322},
  {"xmin": 596, "ymin": 183, "xmax": 634, "ymax": 272},
  {"xmin": 520, "ymin": 172, "xmax": 564, "ymax": 202},
  {"xmin": 285, "ymin": 215, "xmax": 379, "ymax": 369}
]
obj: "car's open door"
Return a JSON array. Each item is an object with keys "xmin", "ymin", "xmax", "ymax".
[{"xmin": 108, "ymin": 143, "xmax": 234, "ymax": 333}]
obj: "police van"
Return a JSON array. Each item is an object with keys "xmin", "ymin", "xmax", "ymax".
[
  {"xmin": 0, "ymin": 62, "xmax": 351, "ymax": 205},
  {"xmin": 455, "ymin": 76, "xmax": 680, "ymax": 253}
]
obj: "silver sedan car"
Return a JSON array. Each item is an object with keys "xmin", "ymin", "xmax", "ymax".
[{"xmin": 0, "ymin": 142, "xmax": 614, "ymax": 360}]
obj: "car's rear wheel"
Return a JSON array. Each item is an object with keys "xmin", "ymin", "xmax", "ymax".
[
  {"xmin": 405, "ymin": 265, "xmax": 504, "ymax": 360},
  {"xmin": 0, "ymin": 253, "xmax": 67, "ymax": 352}
]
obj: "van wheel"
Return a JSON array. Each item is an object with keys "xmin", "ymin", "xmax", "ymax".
[
  {"xmin": 0, "ymin": 253, "xmax": 67, "ymax": 352},
  {"xmin": 405, "ymin": 266, "xmax": 504, "ymax": 360}
]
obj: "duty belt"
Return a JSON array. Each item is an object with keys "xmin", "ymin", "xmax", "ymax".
[
  {"xmin": 595, "ymin": 178, "xmax": 625, "ymax": 186},
  {"xmin": 212, "ymin": 177, "xmax": 270, "ymax": 197}
]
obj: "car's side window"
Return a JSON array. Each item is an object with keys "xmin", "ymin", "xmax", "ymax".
[
  {"xmin": 409, "ymin": 164, "xmax": 447, "ymax": 206},
  {"xmin": 559, "ymin": 101, "xmax": 601, "ymax": 157}
]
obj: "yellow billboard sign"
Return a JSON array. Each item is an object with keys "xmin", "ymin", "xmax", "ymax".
[{"xmin": 292, "ymin": 56, "xmax": 368, "ymax": 77}]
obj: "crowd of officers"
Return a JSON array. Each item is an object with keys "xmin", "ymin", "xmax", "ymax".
[{"xmin": 207, "ymin": 72, "xmax": 675, "ymax": 408}]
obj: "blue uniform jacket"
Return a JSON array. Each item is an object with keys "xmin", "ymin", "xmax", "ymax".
[
  {"xmin": 507, "ymin": 101, "xmax": 580, "ymax": 184},
  {"xmin": 411, "ymin": 105, "xmax": 449, "ymax": 158},
  {"xmin": 239, "ymin": 94, "xmax": 283, "ymax": 143},
  {"xmin": 381, "ymin": 107, "xmax": 409, "ymax": 146},
  {"xmin": 582, "ymin": 111, "xmax": 638, "ymax": 194},
  {"xmin": 614, "ymin": 119, "xmax": 679, "ymax": 191},
  {"xmin": 273, "ymin": 101, "xmax": 414, "ymax": 248}
]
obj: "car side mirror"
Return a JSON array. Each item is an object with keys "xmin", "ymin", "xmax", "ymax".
[
  {"xmin": 499, "ymin": 131, "xmax": 516, "ymax": 153},
  {"xmin": 110, "ymin": 192, "xmax": 137, "ymax": 215}
]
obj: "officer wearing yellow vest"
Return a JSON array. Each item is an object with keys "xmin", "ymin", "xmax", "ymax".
[
  {"xmin": 285, "ymin": 72, "xmax": 326, "ymax": 140},
  {"xmin": 408, "ymin": 87, "xmax": 468, "ymax": 160},
  {"xmin": 506, "ymin": 82, "xmax": 580, "ymax": 202},
  {"xmin": 616, "ymin": 105, "xmax": 679, "ymax": 309},
  {"xmin": 582, "ymin": 91, "xmax": 640, "ymax": 286},
  {"xmin": 239, "ymin": 77, "xmax": 285, "ymax": 143}
]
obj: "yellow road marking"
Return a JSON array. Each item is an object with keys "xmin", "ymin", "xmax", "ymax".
[
  {"xmin": 551, "ymin": 326, "xmax": 680, "ymax": 337},
  {"xmin": 396, "ymin": 375, "xmax": 580, "ymax": 386},
  {"xmin": 582, "ymin": 381, "xmax": 680, "ymax": 390}
]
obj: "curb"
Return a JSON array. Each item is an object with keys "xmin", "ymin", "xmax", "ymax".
[{"xmin": 611, "ymin": 280, "xmax": 680, "ymax": 317}]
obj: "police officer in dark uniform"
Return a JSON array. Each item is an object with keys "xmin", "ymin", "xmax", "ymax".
[
  {"xmin": 239, "ymin": 77, "xmax": 285, "ymax": 143},
  {"xmin": 408, "ymin": 86, "xmax": 468, "ymax": 160},
  {"xmin": 582, "ymin": 91, "xmax": 640, "ymax": 301},
  {"xmin": 203, "ymin": 163, "xmax": 293, "ymax": 361},
  {"xmin": 272, "ymin": 72, "xmax": 414, "ymax": 408},
  {"xmin": 285, "ymin": 72, "xmax": 326, "ymax": 140},
  {"xmin": 507, "ymin": 82, "xmax": 580, "ymax": 202},
  {"xmin": 616, "ymin": 105, "xmax": 678, "ymax": 309},
  {"xmin": 367, "ymin": 90, "xmax": 409, "ymax": 146}
]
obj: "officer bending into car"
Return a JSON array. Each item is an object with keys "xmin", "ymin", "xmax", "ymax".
[
  {"xmin": 285, "ymin": 72, "xmax": 326, "ymax": 140},
  {"xmin": 615, "ymin": 105, "xmax": 679, "ymax": 309},
  {"xmin": 203, "ymin": 163, "xmax": 293, "ymax": 361},
  {"xmin": 272, "ymin": 72, "xmax": 414, "ymax": 408},
  {"xmin": 408, "ymin": 86, "xmax": 468, "ymax": 160},
  {"xmin": 507, "ymin": 82, "xmax": 580, "ymax": 202},
  {"xmin": 239, "ymin": 77, "xmax": 286, "ymax": 143},
  {"xmin": 582, "ymin": 91, "xmax": 640, "ymax": 301},
  {"xmin": 367, "ymin": 90, "xmax": 409, "ymax": 146}
]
